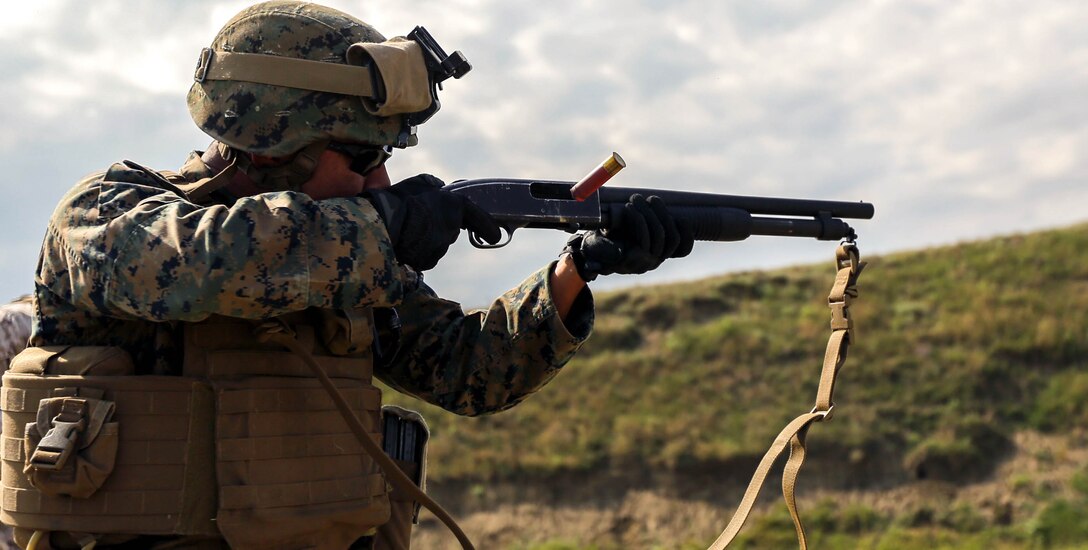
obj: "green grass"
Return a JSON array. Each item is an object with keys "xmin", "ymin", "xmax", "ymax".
[
  {"xmin": 385, "ymin": 224, "xmax": 1088, "ymax": 547},
  {"xmin": 512, "ymin": 499, "xmax": 1088, "ymax": 550},
  {"xmin": 384, "ymin": 224, "xmax": 1088, "ymax": 481}
]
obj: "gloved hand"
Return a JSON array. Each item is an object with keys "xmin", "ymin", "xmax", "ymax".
[
  {"xmin": 365, "ymin": 174, "xmax": 501, "ymax": 271},
  {"xmin": 563, "ymin": 194, "xmax": 694, "ymax": 281}
]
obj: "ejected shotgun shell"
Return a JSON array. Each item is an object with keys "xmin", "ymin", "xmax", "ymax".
[{"xmin": 571, "ymin": 152, "xmax": 626, "ymax": 201}]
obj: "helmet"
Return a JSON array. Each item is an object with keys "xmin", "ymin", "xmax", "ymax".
[{"xmin": 187, "ymin": 1, "xmax": 408, "ymax": 157}]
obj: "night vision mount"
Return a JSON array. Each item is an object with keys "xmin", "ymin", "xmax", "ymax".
[{"xmin": 397, "ymin": 26, "xmax": 473, "ymax": 145}]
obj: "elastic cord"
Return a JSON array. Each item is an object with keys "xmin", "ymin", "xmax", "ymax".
[{"xmin": 27, "ymin": 530, "xmax": 43, "ymax": 550}]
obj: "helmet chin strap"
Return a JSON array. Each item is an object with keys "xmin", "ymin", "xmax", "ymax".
[
  {"xmin": 177, "ymin": 140, "xmax": 329, "ymax": 203},
  {"xmin": 221, "ymin": 140, "xmax": 329, "ymax": 192}
]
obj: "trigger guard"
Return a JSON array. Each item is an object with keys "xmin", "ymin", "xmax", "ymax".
[{"xmin": 469, "ymin": 227, "xmax": 513, "ymax": 249}]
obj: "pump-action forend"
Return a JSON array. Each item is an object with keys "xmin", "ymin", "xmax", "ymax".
[{"xmin": 445, "ymin": 178, "xmax": 875, "ymax": 249}]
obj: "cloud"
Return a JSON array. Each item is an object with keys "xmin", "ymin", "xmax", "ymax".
[{"xmin": 1, "ymin": 0, "xmax": 1086, "ymax": 308}]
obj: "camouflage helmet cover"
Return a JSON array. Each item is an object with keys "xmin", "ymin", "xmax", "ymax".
[{"xmin": 187, "ymin": 1, "xmax": 407, "ymax": 157}]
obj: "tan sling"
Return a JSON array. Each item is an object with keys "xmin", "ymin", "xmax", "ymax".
[{"xmin": 708, "ymin": 243, "xmax": 865, "ymax": 549}]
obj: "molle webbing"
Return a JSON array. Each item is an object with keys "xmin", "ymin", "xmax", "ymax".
[
  {"xmin": 0, "ymin": 375, "xmax": 216, "ymax": 536},
  {"xmin": 1, "ymin": 313, "xmax": 389, "ymax": 548},
  {"xmin": 258, "ymin": 321, "xmax": 476, "ymax": 550},
  {"xmin": 181, "ymin": 316, "xmax": 373, "ymax": 380},
  {"xmin": 187, "ymin": 315, "xmax": 389, "ymax": 550},
  {"xmin": 210, "ymin": 377, "xmax": 388, "ymax": 549}
]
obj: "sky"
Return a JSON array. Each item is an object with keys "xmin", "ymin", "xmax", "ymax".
[{"xmin": 1, "ymin": 0, "xmax": 1085, "ymax": 307}]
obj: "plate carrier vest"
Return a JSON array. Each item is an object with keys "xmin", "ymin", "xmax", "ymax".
[{"xmin": 1, "ymin": 312, "xmax": 391, "ymax": 549}]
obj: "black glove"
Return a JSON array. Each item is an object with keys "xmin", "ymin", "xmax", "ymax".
[
  {"xmin": 365, "ymin": 174, "xmax": 501, "ymax": 271},
  {"xmin": 563, "ymin": 194, "xmax": 694, "ymax": 281}
]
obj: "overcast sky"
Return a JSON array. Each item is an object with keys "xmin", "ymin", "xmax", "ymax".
[{"xmin": 1, "ymin": 0, "xmax": 1085, "ymax": 307}]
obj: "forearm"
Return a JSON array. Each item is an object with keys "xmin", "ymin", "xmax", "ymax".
[
  {"xmin": 550, "ymin": 253, "xmax": 586, "ymax": 322},
  {"xmin": 377, "ymin": 264, "xmax": 593, "ymax": 416}
]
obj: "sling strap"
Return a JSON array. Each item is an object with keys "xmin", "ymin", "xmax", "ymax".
[
  {"xmin": 256, "ymin": 321, "xmax": 476, "ymax": 550},
  {"xmin": 708, "ymin": 242, "xmax": 864, "ymax": 550}
]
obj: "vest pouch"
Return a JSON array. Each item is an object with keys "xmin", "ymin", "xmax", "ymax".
[
  {"xmin": 22, "ymin": 391, "xmax": 118, "ymax": 499},
  {"xmin": 374, "ymin": 406, "xmax": 429, "ymax": 550},
  {"xmin": 9, "ymin": 345, "xmax": 135, "ymax": 376},
  {"xmin": 1, "ymin": 372, "xmax": 217, "ymax": 537},
  {"xmin": 211, "ymin": 376, "xmax": 389, "ymax": 550}
]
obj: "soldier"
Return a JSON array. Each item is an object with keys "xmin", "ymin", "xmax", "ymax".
[
  {"xmin": 7, "ymin": 2, "xmax": 692, "ymax": 549},
  {"xmin": 0, "ymin": 296, "xmax": 32, "ymax": 371},
  {"xmin": 0, "ymin": 296, "xmax": 32, "ymax": 550}
]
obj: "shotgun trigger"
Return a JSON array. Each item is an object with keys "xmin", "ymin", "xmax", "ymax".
[{"xmin": 469, "ymin": 226, "xmax": 513, "ymax": 249}]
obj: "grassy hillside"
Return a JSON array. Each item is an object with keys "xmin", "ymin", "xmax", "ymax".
[{"xmin": 384, "ymin": 224, "xmax": 1088, "ymax": 548}]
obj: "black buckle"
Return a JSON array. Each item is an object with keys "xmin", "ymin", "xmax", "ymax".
[
  {"xmin": 31, "ymin": 414, "xmax": 86, "ymax": 471},
  {"xmin": 194, "ymin": 48, "xmax": 214, "ymax": 83}
]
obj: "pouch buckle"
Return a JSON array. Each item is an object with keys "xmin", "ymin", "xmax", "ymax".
[{"xmin": 31, "ymin": 400, "xmax": 87, "ymax": 471}]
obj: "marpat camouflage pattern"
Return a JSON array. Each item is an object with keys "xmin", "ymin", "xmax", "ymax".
[
  {"xmin": 187, "ymin": 1, "xmax": 409, "ymax": 156},
  {"xmin": 31, "ymin": 153, "xmax": 593, "ymax": 415},
  {"xmin": 382, "ymin": 266, "xmax": 593, "ymax": 415}
]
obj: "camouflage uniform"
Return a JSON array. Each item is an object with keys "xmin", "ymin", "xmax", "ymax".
[
  {"xmin": 30, "ymin": 152, "xmax": 594, "ymax": 416},
  {"xmin": 19, "ymin": 4, "xmax": 594, "ymax": 546},
  {"xmin": 0, "ymin": 296, "xmax": 30, "ymax": 550}
]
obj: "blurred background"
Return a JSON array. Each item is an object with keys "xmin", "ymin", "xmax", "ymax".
[
  {"xmin": 2, "ymin": 2, "xmax": 1087, "ymax": 549},
  {"xmin": 1, "ymin": 0, "xmax": 1085, "ymax": 306}
]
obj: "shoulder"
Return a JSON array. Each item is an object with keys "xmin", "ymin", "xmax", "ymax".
[
  {"xmin": 42, "ymin": 161, "xmax": 194, "ymax": 274},
  {"xmin": 52, "ymin": 160, "xmax": 188, "ymax": 227},
  {"xmin": 104, "ymin": 159, "xmax": 190, "ymax": 190},
  {"xmin": 0, "ymin": 299, "xmax": 33, "ymax": 364},
  {"xmin": 99, "ymin": 160, "xmax": 190, "ymax": 216},
  {"xmin": 0, "ymin": 299, "xmax": 32, "ymax": 324}
]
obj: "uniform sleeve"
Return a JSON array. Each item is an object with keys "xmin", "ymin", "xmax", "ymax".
[
  {"xmin": 375, "ymin": 261, "xmax": 594, "ymax": 416},
  {"xmin": 39, "ymin": 171, "xmax": 413, "ymax": 321}
]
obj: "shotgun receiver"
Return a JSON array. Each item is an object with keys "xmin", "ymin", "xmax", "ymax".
[{"xmin": 445, "ymin": 178, "xmax": 875, "ymax": 248}]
